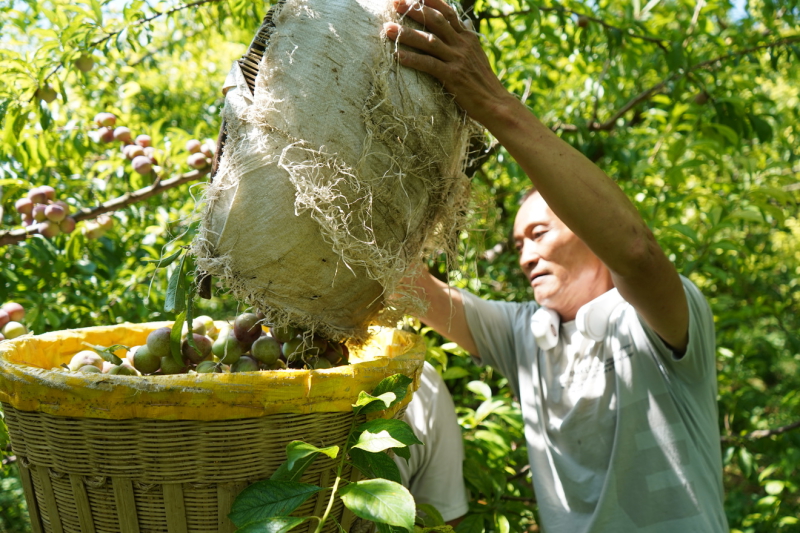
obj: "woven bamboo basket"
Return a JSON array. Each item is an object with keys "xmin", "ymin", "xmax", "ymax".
[{"xmin": 0, "ymin": 322, "xmax": 425, "ymax": 533}]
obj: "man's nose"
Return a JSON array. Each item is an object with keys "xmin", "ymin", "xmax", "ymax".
[{"xmin": 519, "ymin": 239, "xmax": 539, "ymax": 269}]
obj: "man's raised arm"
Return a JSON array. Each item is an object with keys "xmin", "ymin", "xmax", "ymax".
[
  {"xmin": 385, "ymin": 0, "xmax": 689, "ymax": 351},
  {"xmin": 404, "ymin": 266, "xmax": 479, "ymax": 357}
]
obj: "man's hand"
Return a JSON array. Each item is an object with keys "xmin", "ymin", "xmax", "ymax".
[{"xmin": 383, "ymin": 0, "xmax": 513, "ymax": 126}]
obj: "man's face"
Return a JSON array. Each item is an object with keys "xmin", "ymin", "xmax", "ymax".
[{"xmin": 512, "ymin": 192, "xmax": 612, "ymax": 320}]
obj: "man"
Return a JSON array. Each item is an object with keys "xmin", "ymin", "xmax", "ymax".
[{"xmin": 384, "ymin": 1, "xmax": 728, "ymax": 531}]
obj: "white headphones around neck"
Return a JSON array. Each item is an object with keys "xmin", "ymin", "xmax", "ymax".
[{"xmin": 531, "ymin": 289, "xmax": 626, "ymax": 350}]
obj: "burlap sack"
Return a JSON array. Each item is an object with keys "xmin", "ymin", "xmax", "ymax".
[{"xmin": 193, "ymin": 0, "xmax": 477, "ymax": 343}]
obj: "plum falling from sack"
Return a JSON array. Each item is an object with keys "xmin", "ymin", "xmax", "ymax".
[{"xmin": 193, "ymin": 0, "xmax": 479, "ymax": 343}]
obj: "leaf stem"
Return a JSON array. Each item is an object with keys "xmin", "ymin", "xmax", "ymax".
[{"xmin": 314, "ymin": 414, "xmax": 359, "ymax": 533}]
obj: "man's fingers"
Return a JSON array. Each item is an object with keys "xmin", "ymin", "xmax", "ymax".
[
  {"xmin": 385, "ymin": 23, "xmax": 454, "ymax": 61},
  {"xmin": 397, "ymin": 49, "xmax": 447, "ymax": 82},
  {"xmin": 394, "ymin": 0, "xmax": 461, "ymax": 41},
  {"xmin": 412, "ymin": 0, "xmax": 465, "ymax": 32}
]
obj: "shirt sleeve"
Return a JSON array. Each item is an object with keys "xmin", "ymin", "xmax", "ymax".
[
  {"xmin": 636, "ymin": 276, "xmax": 716, "ymax": 383},
  {"xmin": 459, "ymin": 290, "xmax": 526, "ymax": 394},
  {"xmin": 395, "ymin": 363, "xmax": 469, "ymax": 522}
]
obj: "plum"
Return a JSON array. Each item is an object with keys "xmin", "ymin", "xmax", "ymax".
[
  {"xmin": 132, "ymin": 155, "xmax": 152, "ymax": 175},
  {"xmin": 75, "ymin": 54, "xmax": 94, "ymax": 73},
  {"xmin": 2, "ymin": 303, "xmax": 25, "ymax": 322},
  {"xmin": 94, "ymin": 113, "xmax": 116, "ymax": 128},
  {"xmin": 114, "ymin": 127, "xmax": 132, "ymax": 143},
  {"xmin": 146, "ymin": 327, "xmax": 172, "ymax": 358}
]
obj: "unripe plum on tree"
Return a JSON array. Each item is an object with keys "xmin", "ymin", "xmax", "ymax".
[
  {"xmin": 132, "ymin": 345, "xmax": 161, "ymax": 374},
  {"xmin": 21, "ymin": 214, "xmax": 34, "ymax": 227},
  {"xmin": 0, "ymin": 310, "xmax": 9, "ymax": 330},
  {"xmin": 231, "ymin": 356, "xmax": 259, "ymax": 373},
  {"xmin": 146, "ymin": 327, "xmax": 172, "ymax": 358},
  {"xmin": 187, "ymin": 152, "xmax": 209, "ymax": 169},
  {"xmin": 68, "ymin": 350, "xmax": 103, "ymax": 371},
  {"xmin": 15, "ymin": 198, "xmax": 33, "ymax": 216},
  {"xmin": 97, "ymin": 214, "xmax": 114, "ymax": 230},
  {"xmin": 200, "ymin": 143, "xmax": 214, "ymax": 158},
  {"xmin": 132, "ymin": 155, "xmax": 153, "ymax": 175},
  {"xmin": 135, "ymin": 134, "xmax": 151, "ymax": 148},
  {"xmin": 693, "ymin": 91, "xmax": 709, "ymax": 105},
  {"xmin": 32, "ymin": 204, "xmax": 47, "ymax": 222},
  {"xmin": 186, "ymin": 139, "xmax": 201, "ymax": 153},
  {"xmin": 94, "ymin": 112, "xmax": 116, "ymax": 127},
  {"xmin": 45, "ymin": 204, "xmax": 66, "ymax": 222},
  {"xmin": 36, "ymin": 85, "xmax": 57, "ymax": 103},
  {"xmin": 2, "ymin": 303, "xmax": 25, "ymax": 322},
  {"xmin": 251, "ymin": 336, "xmax": 281, "ymax": 366},
  {"xmin": 59, "ymin": 217, "xmax": 76, "ymax": 234},
  {"xmin": 234, "ymin": 313, "xmax": 262, "ymax": 344},
  {"xmin": 38, "ymin": 221, "xmax": 61, "ymax": 238},
  {"xmin": 83, "ymin": 222, "xmax": 106, "ymax": 240},
  {"xmin": 75, "ymin": 53, "xmax": 94, "ymax": 73},
  {"xmin": 183, "ymin": 334, "xmax": 213, "ymax": 364},
  {"xmin": 114, "ymin": 127, "xmax": 132, "ymax": 143},
  {"xmin": 28, "ymin": 188, "xmax": 47, "ymax": 204},
  {"xmin": 97, "ymin": 127, "xmax": 115, "ymax": 143}
]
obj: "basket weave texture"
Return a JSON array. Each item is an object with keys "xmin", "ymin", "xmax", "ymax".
[{"xmin": 0, "ymin": 323, "xmax": 424, "ymax": 533}]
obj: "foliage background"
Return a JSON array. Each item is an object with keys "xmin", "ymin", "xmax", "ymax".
[{"xmin": 1, "ymin": 0, "xmax": 798, "ymax": 532}]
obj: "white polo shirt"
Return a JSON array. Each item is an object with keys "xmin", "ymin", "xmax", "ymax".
[
  {"xmin": 461, "ymin": 277, "xmax": 728, "ymax": 532},
  {"xmin": 395, "ymin": 362, "xmax": 469, "ymax": 522}
]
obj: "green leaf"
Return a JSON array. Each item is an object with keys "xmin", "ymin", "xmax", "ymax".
[
  {"xmin": 349, "ymin": 448, "xmax": 402, "ymax": 484},
  {"xmin": 228, "ymin": 481, "xmax": 322, "ymax": 527},
  {"xmin": 142, "ymin": 247, "xmax": 184, "ymax": 267},
  {"xmin": 270, "ymin": 454, "xmax": 319, "ymax": 482},
  {"xmin": 353, "ymin": 391, "xmax": 397, "ymax": 415},
  {"xmin": 286, "ymin": 441, "xmax": 339, "ymax": 471},
  {"xmin": 454, "ymin": 514, "xmax": 484, "ymax": 533},
  {"xmin": 441, "ymin": 367, "xmax": 469, "ymax": 380},
  {"xmin": 353, "ymin": 419, "xmax": 423, "ymax": 454},
  {"xmin": 466, "ymin": 381, "xmax": 492, "ymax": 401},
  {"xmin": 339, "ymin": 479, "xmax": 415, "ymax": 531},
  {"xmin": 170, "ymin": 312, "xmax": 185, "ymax": 365},
  {"xmin": 164, "ymin": 252, "xmax": 187, "ymax": 313},
  {"xmin": 371, "ymin": 374, "xmax": 413, "ymax": 405},
  {"xmin": 669, "ymin": 223, "xmax": 698, "ymax": 243},
  {"xmin": 85, "ymin": 343, "xmax": 124, "ymax": 365},
  {"xmin": 237, "ymin": 516, "xmax": 310, "ymax": 533},
  {"xmin": 416, "ymin": 504, "xmax": 445, "ymax": 527}
]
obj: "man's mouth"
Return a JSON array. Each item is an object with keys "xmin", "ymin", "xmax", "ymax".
[{"xmin": 530, "ymin": 271, "xmax": 549, "ymax": 284}]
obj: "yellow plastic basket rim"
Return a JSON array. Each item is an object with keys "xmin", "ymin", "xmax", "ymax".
[{"xmin": 0, "ymin": 322, "xmax": 424, "ymax": 421}]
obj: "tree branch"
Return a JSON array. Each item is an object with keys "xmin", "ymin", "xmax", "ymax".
[
  {"xmin": 720, "ymin": 419, "xmax": 800, "ymax": 443},
  {"xmin": 0, "ymin": 168, "xmax": 210, "ymax": 247},
  {"xmin": 40, "ymin": 0, "xmax": 224, "ymax": 86},
  {"xmin": 553, "ymin": 34, "xmax": 800, "ymax": 133},
  {"xmin": 480, "ymin": 5, "xmax": 669, "ymax": 49}
]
